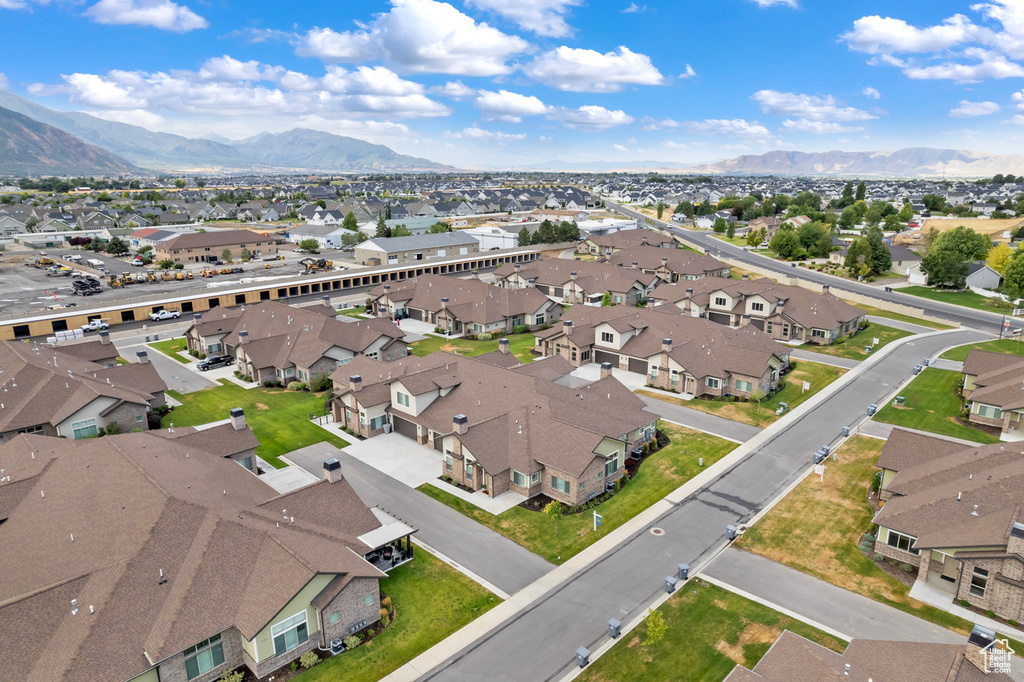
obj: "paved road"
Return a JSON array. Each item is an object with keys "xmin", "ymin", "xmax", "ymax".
[
  {"xmin": 637, "ymin": 395, "xmax": 760, "ymax": 443},
  {"xmin": 286, "ymin": 445, "xmax": 554, "ymax": 597},
  {"xmin": 113, "ymin": 337, "xmax": 216, "ymax": 394},
  {"xmin": 789, "ymin": 349, "xmax": 860, "ymax": 369},
  {"xmin": 421, "ymin": 328, "xmax": 988, "ymax": 681},
  {"xmin": 609, "ymin": 202, "xmax": 1008, "ymax": 335}
]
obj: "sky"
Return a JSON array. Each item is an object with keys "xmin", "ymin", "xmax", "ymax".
[{"xmin": 5, "ymin": 0, "xmax": 1024, "ymax": 168}]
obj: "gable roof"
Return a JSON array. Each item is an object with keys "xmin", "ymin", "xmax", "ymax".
[
  {"xmin": 159, "ymin": 229, "xmax": 271, "ymax": 251},
  {"xmin": 370, "ymin": 274, "xmax": 553, "ymax": 323}
]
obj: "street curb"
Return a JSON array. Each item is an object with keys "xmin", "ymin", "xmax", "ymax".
[{"xmin": 411, "ymin": 538, "xmax": 511, "ymax": 600}]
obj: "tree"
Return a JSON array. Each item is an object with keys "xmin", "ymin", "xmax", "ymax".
[
  {"xmin": 543, "ymin": 500, "xmax": 562, "ymax": 537},
  {"xmin": 987, "ymin": 242, "xmax": 1013, "ymax": 274},
  {"xmin": 656, "ymin": 202, "xmax": 665, "ymax": 219},
  {"xmin": 375, "ymin": 215, "xmax": 390, "ymax": 239},
  {"xmin": 726, "ymin": 222, "xmax": 735, "ymax": 239},
  {"xmin": 556, "ymin": 221, "xmax": 580, "ymax": 242},
  {"xmin": 839, "ymin": 181, "xmax": 854, "ymax": 208},
  {"xmin": 239, "ymin": 248, "xmax": 251, "ymax": 262},
  {"xmin": 316, "ymin": 199, "xmax": 327, "ymax": 210},
  {"xmin": 838, "ymin": 207, "xmax": 858, "ymax": 230},
  {"xmin": 750, "ymin": 386, "xmax": 767, "ymax": 413},
  {"xmin": 855, "ymin": 181, "xmax": 866, "ymax": 202},
  {"xmin": 897, "ymin": 203, "xmax": 914, "ymax": 222},
  {"xmin": 156, "ymin": 259, "xmax": 174, "ymax": 270},
  {"xmin": 518, "ymin": 227, "xmax": 531, "ymax": 247},
  {"xmin": 195, "ymin": 178, "xmax": 206, "ymax": 188},
  {"xmin": 174, "ymin": 179, "xmax": 186, "ymax": 189},
  {"xmin": 391, "ymin": 225, "xmax": 412, "ymax": 237},
  {"xmin": 342, "ymin": 211, "xmax": 358, "ymax": 231},
  {"xmin": 341, "ymin": 230, "xmax": 367, "ymax": 247},
  {"xmin": 922, "ymin": 194, "xmax": 946, "ymax": 212},
  {"xmin": 643, "ymin": 608, "xmax": 667, "ymax": 652},
  {"xmin": 921, "ymin": 226, "xmax": 941, "ymax": 252},
  {"xmin": 930, "ymin": 225, "xmax": 991, "ymax": 261},
  {"xmin": 428, "ymin": 221, "xmax": 450, "ymax": 233},
  {"xmin": 866, "ymin": 227, "xmax": 892, "ymax": 274},
  {"xmin": 106, "ymin": 236, "xmax": 128, "ymax": 256},
  {"xmin": 25, "ymin": 217, "xmax": 37, "ymax": 232},
  {"xmin": 921, "ymin": 251, "xmax": 969, "ymax": 288},
  {"xmin": 712, "ymin": 218, "xmax": 727, "ymax": 234},
  {"xmin": 601, "ymin": 290, "xmax": 613, "ymax": 306},
  {"xmin": 299, "ymin": 239, "xmax": 319, "ymax": 254},
  {"xmin": 1001, "ymin": 251, "xmax": 1024, "ymax": 299},
  {"xmin": 769, "ymin": 229, "xmax": 802, "ymax": 259},
  {"xmin": 844, "ymin": 238, "xmax": 871, "ymax": 275},
  {"xmin": 674, "ymin": 201, "xmax": 694, "ymax": 218},
  {"xmin": 221, "ymin": 249, "xmax": 232, "ymax": 263},
  {"xmin": 536, "ymin": 219, "xmax": 557, "ymax": 244}
]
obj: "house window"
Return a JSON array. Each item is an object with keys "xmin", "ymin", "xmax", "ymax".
[
  {"xmin": 977, "ymin": 404, "xmax": 1003, "ymax": 420},
  {"xmin": 736, "ymin": 380, "xmax": 752, "ymax": 393},
  {"xmin": 613, "ymin": 295, "xmax": 623, "ymax": 304},
  {"xmin": 782, "ymin": 324, "xmax": 790, "ymax": 336},
  {"xmin": 706, "ymin": 377, "xmax": 721, "ymax": 389},
  {"xmin": 184, "ymin": 634, "xmax": 224, "ymax": 680},
  {"xmin": 359, "ymin": 411, "xmax": 367, "ymax": 427},
  {"xmin": 766, "ymin": 322, "xmax": 773, "ymax": 334},
  {"xmin": 536, "ymin": 313, "xmax": 545, "ymax": 325},
  {"xmin": 551, "ymin": 475, "xmax": 570, "ymax": 494},
  {"xmin": 886, "ymin": 530, "xmax": 919, "ymax": 555},
  {"xmin": 271, "ymin": 611, "xmax": 309, "ymax": 656},
  {"xmin": 512, "ymin": 470, "xmax": 526, "ymax": 487},
  {"xmin": 397, "ymin": 392, "xmax": 410, "ymax": 407},
  {"xmin": 329, "ymin": 612, "xmax": 340, "ymax": 625},
  {"xmin": 751, "ymin": 302, "xmax": 764, "ymax": 312},
  {"xmin": 811, "ymin": 329, "xmax": 827, "ymax": 339},
  {"xmin": 445, "ymin": 453, "xmax": 453, "ymax": 471},
  {"xmin": 17, "ymin": 425, "xmax": 44, "ymax": 435},
  {"xmin": 605, "ymin": 455, "xmax": 619, "ymax": 477},
  {"xmin": 285, "ymin": 367, "xmax": 295, "ymax": 377},
  {"xmin": 970, "ymin": 567, "xmax": 989, "ymax": 597},
  {"xmin": 71, "ymin": 419, "xmax": 98, "ymax": 439},
  {"xmin": 364, "ymin": 594, "xmax": 374, "ymax": 606},
  {"xmin": 650, "ymin": 366, "xmax": 659, "ymax": 381},
  {"xmin": 208, "ymin": 343, "xmax": 223, "ymax": 354},
  {"xmin": 600, "ymin": 332, "xmax": 614, "ymax": 344},
  {"xmin": 369, "ymin": 415, "xmax": 386, "ymax": 431},
  {"xmin": 581, "ymin": 350, "xmax": 591, "ymax": 361},
  {"xmin": 571, "ymin": 347, "xmax": 577, "ymax": 362},
  {"xmin": 579, "ymin": 481, "xmax": 585, "ymax": 491},
  {"xmin": 530, "ymin": 471, "xmax": 540, "ymax": 485},
  {"xmin": 474, "ymin": 324, "xmax": 483, "ymax": 332},
  {"xmin": 136, "ymin": 415, "xmax": 145, "ymax": 422},
  {"xmin": 714, "ymin": 297, "xmax": 727, "ymax": 306},
  {"xmin": 465, "ymin": 460, "xmax": 473, "ymax": 477},
  {"xmin": 298, "ymin": 370, "xmax": 308, "ymax": 381}
]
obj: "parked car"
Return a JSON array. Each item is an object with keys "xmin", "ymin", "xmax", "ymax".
[
  {"xmin": 148, "ymin": 309, "xmax": 181, "ymax": 321},
  {"xmin": 81, "ymin": 319, "xmax": 109, "ymax": 332},
  {"xmin": 197, "ymin": 355, "xmax": 233, "ymax": 371},
  {"xmin": 131, "ymin": 258, "xmax": 144, "ymax": 267}
]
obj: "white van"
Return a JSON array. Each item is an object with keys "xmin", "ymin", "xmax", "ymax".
[
  {"xmin": 87, "ymin": 258, "xmax": 104, "ymax": 268},
  {"xmin": 67, "ymin": 254, "xmax": 82, "ymax": 263}
]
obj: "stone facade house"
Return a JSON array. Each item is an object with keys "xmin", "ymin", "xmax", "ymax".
[
  {"xmin": 604, "ymin": 245, "xmax": 731, "ymax": 283},
  {"xmin": 961, "ymin": 350, "xmax": 1024, "ymax": 440},
  {"xmin": 331, "ymin": 350, "xmax": 656, "ymax": 505},
  {"xmin": 581, "ymin": 228, "xmax": 675, "ymax": 256},
  {"xmin": 186, "ymin": 300, "xmax": 407, "ymax": 385},
  {"xmin": 493, "ymin": 259, "xmax": 660, "ymax": 307}
]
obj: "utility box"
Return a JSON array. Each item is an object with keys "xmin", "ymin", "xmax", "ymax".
[
  {"xmin": 867, "ymin": 404, "xmax": 878, "ymax": 416},
  {"xmin": 922, "ymin": 358, "xmax": 930, "ymax": 366},
  {"xmin": 576, "ymin": 647, "xmax": 591, "ymax": 668},
  {"xmin": 608, "ymin": 619, "xmax": 622, "ymax": 639},
  {"xmin": 726, "ymin": 524, "xmax": 738, "ymax": 540},
  {"xmin": 665, "ymin": 576, "xmax": 678, "ymax": 594},
  {"xmin": 864, "ymin": 346, "xmax": 872, "ymax": 354},
  {"xmin": 895, "ymin": 395, "xmax": 905, "ymax": 406},
  {"xmin": 678, "ymin": 563, "xmax": 690, "ymax": 580}
]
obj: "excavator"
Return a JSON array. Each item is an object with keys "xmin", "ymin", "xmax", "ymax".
[{"xmin": 299, "ymin": 258, "xmax": 334, "ymax": 273}]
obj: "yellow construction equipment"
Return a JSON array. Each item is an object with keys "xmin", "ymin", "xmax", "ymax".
[
  {"xmin": 200, "ymin": 269, "xmax": 215, "ymax": 278},
  {"xmin": 108, "ymin": 276, "xmax": 122, "ymax": 288},
  {"xmin": 146, "ymin": 270, "xmax": 157, "ymax": 283},
  {"xmin": 160, "ymin": 271, "xmax": 175, "ymax": 281},
  {"xmin": 219, "ymin": 268, "xmax": 232, "ymax": 275},
  {"xmin": 299, "ymin": 258, "xmax": 333, "ymax": 273},
  {"xmin": 185, "ymin": 270, "xmax": 193, "ymax": 279},
  {"xmin": 174, "ymin": 271, "xmax": 184, "ymax": 280}
]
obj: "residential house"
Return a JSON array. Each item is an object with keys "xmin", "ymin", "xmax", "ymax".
[
  {"xmin": 605, "ymin": 245, "xmax": 731, "ymax": 282},
  {"xmin": 369, "ymin": 274, "xmax": 561, "ymax": 336},
  {"xmin": 154, "ymin": 229, "xmax": 278, "ymax": 264},
  {"xmin": 960, "ymin": 350, "xmax": 1024, "ymax": 440},
  {"xmin": 829, "ymin": 242, "xmax": 922, "ymax": 277},
  {"xmin": 0, "ymin": 424, "xmax": 415, "ymax": 681},
  {"xmin": 662, "ymin": 278, "xmax": 865, "ymax": 345},
  {"xmin": 747, "ymin": 216, "xmax": 783, "ymax": 240},
  {"xmin": 874, "ymin": 428, "xmax": 1024, "ymax": 623},
  {"xmin": 967, "ymin": 263, "xmax": 1002, "ymax": 290},
  {"xmin": 533, "ymin": 305, "xmax": 790, "ymax": 398},
  {"xmin": 186, "ymin": 301, "xmax": 407, "ymax": 385},
  {"xmin": 353, "ymin": 232, "xmax": 480, "ymax": 266},
  {"xmin": 288, "ymin": 223, "xmax": 353, "ymax": 250},
  {"xmin": 0, "ymin": 340, "xmax": 166, "ymax": 443},
  {"xmin": 494, "ymin": 259, "xmax": 660, "ymax": 307},
  {"xmin": 580, "ymin": 228, "xmax": 676, "ymax": 256},
  {"xmin": 330, "ymin": 351, "xmax": 656, "ymax": 505},
  {"xmin": 43, "ymin": 332, "xmax": 119, "ymax": 368}
]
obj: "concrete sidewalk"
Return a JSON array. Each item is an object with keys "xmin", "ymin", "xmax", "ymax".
[
  {"xmin": 867, "ymin": 314, "xmax": 941, "ymax": 334},
  {"xmin": 858, "ymin": 420, "xmax": 986, "ymax": 445},
  {"xmin": 789, "ymin": 349, "xmax": 860, "ymax": 369}
]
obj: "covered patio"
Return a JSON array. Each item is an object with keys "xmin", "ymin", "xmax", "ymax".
[{"xmin": 359, "ymin": 507, "xmax": 417, "ymax": 572}]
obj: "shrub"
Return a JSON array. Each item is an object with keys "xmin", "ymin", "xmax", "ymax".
[
  {"xmin": 309, "ymin": 373, "xmax": 332, "ymax": 392},
  {"xmin": 512, "ymin": 324, "xmax": 530, "ymax": 334},
  {"xmin": 380, "ymin": 612, "xmax": 390, "ymax": 628},
  {"xmin": 343, "ymin": 635, "xmax": 360, "ymax": 650},
  {"xmin": 873, "ymin": 553, "xmax": 884, "ymax": 562},
  {"xmin": 217, "ymin": 670, "xmax": 245, "ymax": 682},
  {"xmin": 1010, "ymin": 619, "xmax": 1019, "ymax": 627},
  {"xmin": 198, "ymin": 353, "xmax": 206, "ymax": 359},
  {"xmin": 381, "ymin": 595, "xmax": 392, "ymax": 608},
  {"xmin": 104, "ymin": 423, "xmax": 122, "ymax": 435},
  {"xmin": 299, "ymin": 651, "xmax": 319, "ymax": 669},
  {"xmin": 290, "ymin": 662, "xmax": 298, "ymax": 671},
  {"xmin": 987, "ymin": 610, "xmax": 996, "ymax": 618},
  {"xmin": 263, "ymin": 380, "xmax": 274, "ymax": 388},
  {"xmin": 961, "ymin": 599, "xmax": 971, "ymax": 607},
  {"xmin": 477, "ymin": 332, "xmax": 493, "ymax": 341},
  {"xmin": 380, "ymin": 607, "xmax": 389, "ymax": 619},
  {"xmin": 173, "ymin": 263, "xmax": 184, "ymax": 270},
  {"xmin": 287, "ymin": 381, "xmax": 307, "ymax": 391},
  {"xmin": 901, "ymin": 563, "xmax": 914, "ymax": 573},
  {"xmin": 189, "ymin": 349, "xmax": 199, "ymax": 357}
]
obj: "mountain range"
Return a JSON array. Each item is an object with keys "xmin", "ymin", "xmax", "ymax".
[
  {"xmin": 0, "ymin": 106, "xmax": 137, "ymax": 176},
  {"xmin": 0, "ymin": 90, "xmax": 452, "ymax": 174}
]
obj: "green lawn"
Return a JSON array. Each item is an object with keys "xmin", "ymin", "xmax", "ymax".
[
  {"xmin": 148, "ymin": 338, "xmax": 191, "ymax": 364},
  {"xmin": 806, "ymin": 323, "xmax": 912, "ymax": 360},
  {"xmin": 338, "ymin": 305, "xmax": 367, "ymax": 317},
  {"xmin": 638, "ymin": 361, "xmax": 845, "ymax": 429},
  {"xmin": 409, "ymin": 333, "xmax": 537, "ymax": 363},
  {"xmin": 294, "ymin": 551, "xmax": 500, "ymax": 682},
  {"xmin": 941, "ymin": 338, "xmax": 1024, "ymax": 361},
  {"xmin": 853, "ymin": 303, "xmax": 954, "ymax": 330},
  {"xmin": 161, "ymin": 380, "xmax": 349, "ymax": 468},
  {"xmin": 417, "ymin": 423, "xmax": 735, "ymax": 564},
  {"xmin": 873, "ymin": 368, "xmax": 1000, "ymax": 444},
  {"xmin": 738, "ymin": 435, "xmax": 1023, "ymax": 650},
  {"xmin": 900, "ymin": 286, "xmax": 1010, "ymax": 314},
  {"xmin": 577, "ymin": 581, "xmax": 846, "ymax": 682}
]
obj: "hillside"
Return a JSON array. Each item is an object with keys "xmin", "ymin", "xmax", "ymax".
[
  {"xmin": 229, "ymin": 128, "xmax": 452, "ymax": 171},
  {"xmin": 684, "ymin": 148, "xmax": 1024, "ymax": 178},
  {"xmin": 0, "ymin": 105, "xmax": 137, "ymax": 176}
]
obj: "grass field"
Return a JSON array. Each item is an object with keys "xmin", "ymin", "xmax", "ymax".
[
  {"xmin": 853, "ymin": 303, "xmax": 955, "ymax": 330},
  {"xmin": 900, "ymin": 286, "xmax": 1009, "ymax": 314},
  {"xmin": 638, "ymin": 361, "xmax": 845, "ymax": 429},
  {"xmin": 738, "ymin": 435, "xmax": 1022, "ymax": 649},
  {"xmin": 161, "ymin": 380, "xmax": 348, "ymax": 467},
  {"xmin": 807, "ymin": 323, "xmax": 912, "ymax": 360},
  {"xmin": 576, "ymin": 581, "xmax": 846, "ymax": 682},
  {"xmin": 338, "ymin": 305, "xmax": 367, "ymax": 317},
  {"xmin": 409, "ymin": 333, "xmax": 536, "ymax": 363},
  {"xmin": 147, "ymin": 337, "xmax": 190, "ymax": 364},
  {"xmin": 417, "ymin": 423, "xmax": 735, "ymax": 564},
  {"xmin": 940, "ymin": 338, "xmax": 1024, "ymax": 361},
  {"xmin": 873, "ymin": 368, "xmax": 1000, "ymax": 444},
  {"xmin": 293, "ymin": 551, "xmax": 500, "ymax": 682}
]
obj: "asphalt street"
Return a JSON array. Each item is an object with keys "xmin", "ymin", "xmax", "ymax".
[
  {"xmin": 421, "ymin": 328, "xmax": 988, "ymax": 681},
  {"xmin": 114, "ymin": 336, "xmax": 216, "ymax": 394},
  {"xmin": 637, "ymin": 394, "xmax": 761, "ymax": 443}
]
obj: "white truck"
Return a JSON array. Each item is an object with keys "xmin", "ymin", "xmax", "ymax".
[{"xmin": 81, "ymin": 319, "xmax": 109, "ymax": 332}]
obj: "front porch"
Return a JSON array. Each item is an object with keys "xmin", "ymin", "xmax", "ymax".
[{"xmin": 359, "ymin": 507, "xmax": 417, "ymax": 573}]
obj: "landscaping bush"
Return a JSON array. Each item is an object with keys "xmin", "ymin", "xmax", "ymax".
[
  {"xmin": 873, "ymin": 553, "xmax": 884, "ymax": 562},
  {"xmin": 434, "ymin": 326, "xmax": 444, "ymax": 334},
  {"xmin": 287, "ymin": 381, "xmax": 307, "ymax": 391},
  {"xmin": 299, "ymin": 651, "xmax": 319, "ymax": 669},
  {"xmin": 987, "ymin": 610, "xmax": 996, "ymax": 618},
  {"xmin": 512, "ymin": 324, "xmax": 530, "ymax": 334},
  {"xmin": 1010, "ymin": 619, "xmax": 1018, "ymax": 627},
  {"xmin": 961, "ymin": 599, "xmax": 971, "ymax": 607},
  {"xmin": 104, "ymin": 423, "xmax": 122, "ymax": 435},
  {"xmin": 477, "ymin": 332, "xmax": 493, "ymax": 341},
  {"xmin": 263, "ymin": 380, "xmax": 274, "ymax": 388},
  {"xmin": 380, "ymin": 611, "xmax": 390, "ymax": 628},
  {"xmin": 173, "ymin": 263, "xmax": 184, "ymax": 270},
  {"xmin": 217, "ymin": 670, "xmax": 244, "ymax": 682},
  {"xmin": 309, "ymin": 373, "xmax": 332, "ymax": 392},
  {"xmin": 901, "ymin": 563, "xmax": 914, "ymax": 573},
  {"xmin": 189, "ymin": 349, "xmax": 199, "ymax": 358}
]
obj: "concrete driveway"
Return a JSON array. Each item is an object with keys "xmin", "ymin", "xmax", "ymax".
[
  {"xmin": 341, "ymin": 432, "xmax": 441, "ymax": 488},
  {"xmin": 114, "ymin": 338, "xmax": 216, "ymax": 394},
  {"xmin": 565, "ymin": 362, "xmax": 646, "ymax": 390}
]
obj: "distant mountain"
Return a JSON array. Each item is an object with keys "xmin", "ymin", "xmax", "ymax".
[
  {"xmin": 684, "ymin": 147, "xmax": 1024, "ymax": 178},
  {"xmin": 523, "ymin": 159, "xmax": 697, "ymax": 172},
  {"xmin": 0, "ymin": 90, "xmax": 453, "ymax": 173},
  {"xmin": 0, "ymin": 105, "xmax": 137, "ymax": 176}
]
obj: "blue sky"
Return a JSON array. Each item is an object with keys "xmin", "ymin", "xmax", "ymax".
[{"xmin": 4, "ymin": 0, "xmax": 1024, "ymax": 167}]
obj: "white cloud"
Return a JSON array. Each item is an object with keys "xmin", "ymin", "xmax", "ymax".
[
  {"xmin": 295, "ymin": 0, "xmax": 529, "ymax": 77},
  {"xmin": 474, "ymin": 89, "xmax": 549, "ymax": 122},
  {"xmin": 0, "ymin": 73, "xmax": 9, "ymax": 91},
  {"xmin": 547, "ymin": 105, "xmax": 634, "ymax": 130},
  {"xmin": 84, "ymin": 0, "xmax": 208, "ymax": 32},
  {"xmin": 465, "ymin": 0, "xmax": 581, "ymax": 38},
  {"xmin": 199, "ymin": 55, "xmax": 283, "ymax": 82},
  {"xmin": 751, "ymin": 89, "xmax": 877, "ymax": 122},
  {"xmin": 862, "ymin": 86, "xmax": 881, "ymax": 99},
  {"xmin": 1006, "ymin": 114, "xmax": 1024, "ymax": 125},
  {"xmin": 85, "ymin": 108, "xmax": 166, "ymax": 129},
  {"xmin": 445, "ymin": 126, "xmax": 527, "ymax": 141},
  {"xmin": 611, "ymin": 143, "xmax": 629, "ymax": 153},
  {"xmin": 622, "ymin": 3, "xmax": 645, "ymax": 13},
  {"xmin": 751, "ymin": 0, "xmax": 798, "ymax": 7},
  {"xmin": 641, "ymin": 117, "xmax": 680, "ymax": 131},
  {"xmin": 949, "ymin": 99, "xmax": 1000, "ymax": 117},
  {"xmin": 429, "ymin": 80, "xmax": 476, "ymax": 100},
  {"xmin": 901, "ymin": 48, "xmax": 1024, "ymax": 82},
  {"xmin": 841, "ymin": 14, "xmax": 985, "ymax": 54},
  {"xmin": 679, "ymin": 64, "xmax": 697, "ymax": 79},
  {"xmin": 781, "ymin": 120, "xmax": 865, "ymax": 134},
  {"xmin": 524, "ymin": 45, "xmax": 665, "ymax": 93},
  {"xmin": 686, "ymin": 118, "xmax": 772, "ymax": 137}
]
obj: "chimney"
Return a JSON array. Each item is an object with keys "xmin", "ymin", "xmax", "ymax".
[
  {"xmin": 515, "ymin": 263, "xmax": 522, "ymax": 272},
  {"xmin": 965, "ymin": 624, "xmax": 997, "ymax": 673},
  {"xmin": 441, "ymin": 296, "xmax": 449, "ymax": 310},
  {"xmin": 193, "ymin": 313, "xmax": 202, "ymax": 322},
  {"xmin": 323, "ymin": 458, "xmax": 343, "ymax": 484},
  {"xmin": 135, "ymin": 350, "xmax": 149, "ymax": 365},
  {"xmin": 499, "ymin": 338, "xmax": 510, "ymax": 354},
  {"xmin": 631, "ymin": 261, "xmax": 638, "ymax": 270},
  {"xmin": 741, "ymin": 274, "xmax": 749, "ymax": 280},
  {"xmin": 453, "ymin": 414, "xmax": 468, "ymax": 435},
  {"xmin": 662, "ymin": 338, "xmax": 672, "ymax": 353},
  {"xmin": 777, "ymin": 302, "xmax": 785, "ymax": 315},
  {"xmin": 600, "ymin": 362, "xmax": 613, "ymax": 379},
  {"xmin": 661, "ymin": 256, "xmax": 668, "ymax": 265},
  {"xmin": 822, "ymin": 284, "xmax": 830, "ymax": 295},
  {"xmin": 384, "ymin": 284, "xmax": 391, "ymax": 293},
  {"xmin": 230, "ymin": 407, "xmax": 245, "ymax": 431},
  {"xmin": 571, "ymin": 271, "xmax": 578, "ymax": 281},
  {"xmin": 349, "ymin": 375, "xmax": 362, "ymax": 392},
  {"xmin": 99, "ymin": 330, "xmax": 111, "ymax": 346},
  {"xmin": 239, "ymin": 330, "xmax": 249, "ymax": 345},
  {"xmin": 322, "ymin": 295, "xmax": 330, "ymax": 307},
  {"xmin": 685, "ymin": 288, "xmax": 693, "ymax": 296},
  {"xmin": 741, "ymin": 314, "xmax": 751, "ymax": 326},
  {"xmin": 562, "ymin": 320, "xmax": 573, "ymax": 336}
]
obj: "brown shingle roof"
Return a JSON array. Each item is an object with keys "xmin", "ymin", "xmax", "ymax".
[
  {"xmin": 963, "ymin": 349, "xmax": 1017, "ymax": 378},
  {"xmin": 606, "ymin": 245, "xmax": 728, "ymax": 277},
  {"xmin": 160, "ymin": 229, "xmax": 272, "ymax": 251},
  {"xmin": 370, "ymin": 274, "xmax": 553, "ymax": 325}
]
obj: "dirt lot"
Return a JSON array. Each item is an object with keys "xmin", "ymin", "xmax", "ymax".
[{"xmin": 921, "ymin": 217, "xmax": 1024, "ymax": 241}]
